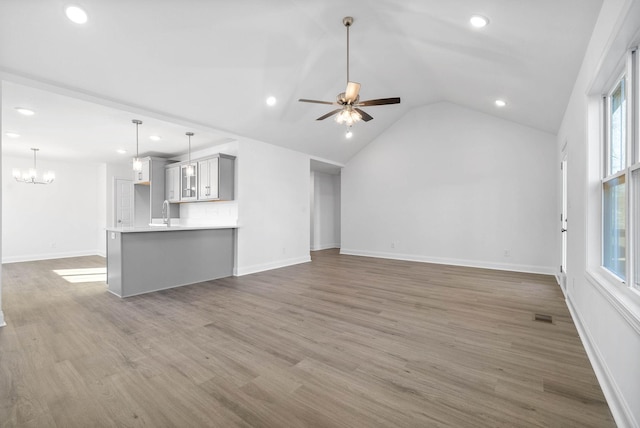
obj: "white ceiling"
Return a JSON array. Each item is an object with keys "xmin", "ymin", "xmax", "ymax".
[
  {"xmin": 2, "ymin": 81, "xmax": 234, "ymax": 163},
  {"xmin": 0, "ymin": 0, "xmax": 603, "ymax": 165}
]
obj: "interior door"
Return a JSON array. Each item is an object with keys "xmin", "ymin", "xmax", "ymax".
[
  {"xmin": 560, "ymin": 156, "xmax": 568, "ymax": 292},
  {"xmin": 115, "ymin": 178, "xmax": 134, "ymax": 227}
]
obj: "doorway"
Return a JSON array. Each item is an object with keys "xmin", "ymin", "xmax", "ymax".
[
  {"xmin": 560, "ymin": 154, "xmax": 568, "ymax": 294},
  {"xmin": 310, "ymin": 160, "xmax": 342, "ymax": 251}
]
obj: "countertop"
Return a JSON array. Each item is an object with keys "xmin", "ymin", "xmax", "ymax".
[{"xmin": 106, "ymin": 224, "xmax": 238, "ymax": 233}]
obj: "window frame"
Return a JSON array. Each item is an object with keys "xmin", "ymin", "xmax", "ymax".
[{"xmin": 600, "ymin": 48, "xmax": 640, "ymax": 293}]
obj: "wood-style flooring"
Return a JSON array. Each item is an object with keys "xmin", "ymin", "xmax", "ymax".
[{"xmin": 0, "ymin": 250, "xmax": 614, "ymax": 427}]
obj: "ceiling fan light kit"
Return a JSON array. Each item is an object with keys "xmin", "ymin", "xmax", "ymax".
[{"xmin": 298, "ymin": 16, "xmax": 400, "ymax": 131}]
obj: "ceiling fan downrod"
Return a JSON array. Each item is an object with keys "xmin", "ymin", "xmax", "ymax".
[{"xmin": 343, "ymin": 16, "xmax": 353, "ymax": 84}]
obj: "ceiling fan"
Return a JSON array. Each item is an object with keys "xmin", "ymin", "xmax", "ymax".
[{"xmin": 299, "ymin": 16, "xmax": 401, "ymax": 127}]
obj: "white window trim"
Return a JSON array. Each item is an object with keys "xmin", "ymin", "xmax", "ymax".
[
  {"xmin": 586, "ymin": 47, "xmax": 640, "ymax": 334},
  {"xmin": 586, "ymin": 270, "xmax": 640, "ymax": 335}
]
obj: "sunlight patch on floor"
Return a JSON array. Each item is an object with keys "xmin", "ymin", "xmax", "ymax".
[{"xmin": 53, "ymin": 267, "xmax": 106, "ymax": 283}]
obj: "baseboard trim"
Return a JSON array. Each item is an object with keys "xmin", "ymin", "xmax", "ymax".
[
  {"xmin": 235, "ymin": 255, "xmax": 311, "ymax": 276},
  {"xmin": 311, "ymin": 243, "xmax": 340, "ymax": 251},
  {"xmin": 0, "ymin": 310, "xmax": 6, "ymax": 328},
  {"xmin": 339, "ymin": 249, "xmax": 555, "ymax": 275},
  {"xmin": 555, "ymin": 274, "xmax": 568, "ymax": 297},
  {"xmin": 2, "ymin": 250, "xmax": 102, "ymax": 264},
  {"xmin": 566, "ymin": 296, "xmax": 638, "ymax": 428}
]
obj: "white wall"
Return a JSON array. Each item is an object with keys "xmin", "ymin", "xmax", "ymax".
[
  {"xmin": 235, "ymin": 138, "xmax": 311, "ymax": 275},
  {"xmin": 97, "ymin": 163, "xmax": 107, "ymax": 256},
  {"xmin": 342, "ymin": 101, "xmax": 557, "ymax": 274},
  {"xmin": 0, "ymin": 89, "xmax": 4, "ymax": 327},
  {"xmin": 2, "ymin": 155, "xmax": 102, "ymax": 262},
  {"xmin": 557, "ymin": 0, "xmax": 640, "ymax": 426},
  {"xmin": 311, "ymin": 171, "xmax": 340, "ymax": 250}
]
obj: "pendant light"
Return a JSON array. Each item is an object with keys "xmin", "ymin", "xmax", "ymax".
[
  {"xmin": 12, "ymin": 148, "xmax": 55, "ymax": 184},
  {"xmin": 132, "ymin": 119, "xmax": 143, "ymax": 172},
  {"xmin": 185, "ymin": 132, "xmax": 194, "ymax": 177}
]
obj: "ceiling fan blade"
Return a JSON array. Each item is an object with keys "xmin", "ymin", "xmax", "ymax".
[
  {"xmin": 354, "ymin": 108, "xmax": 373, "ymax": 122},
  {"xmin": 344, "ymin": 81, "xmax": 361, "ymax": 104},
  {"xmin": 357, "ymin": 97, "xmax": 401, "ymax": 106},
  {"xmin": 316, "ymin": 109, "xmax": 342, "ymax": 121},
  {"xmin": 299, "ymin": 99, "xmax": 338, "ymax": 105}
]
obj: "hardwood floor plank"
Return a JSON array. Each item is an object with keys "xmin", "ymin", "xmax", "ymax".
[{"xmin": 0, "ymin": 250, "xmax": 615, "ymax": 427}]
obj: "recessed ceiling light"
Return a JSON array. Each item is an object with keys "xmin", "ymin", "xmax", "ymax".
[
  {"xmin": 149, "ymin": 135, "xmax": 162, "ymax": 141},
  {"xmin": 470, "ymin": 15, "xmax": 489, "ymax": 28},
  {"xmin": 116, "ymin": 149, "xmax": 127, "ymax": 154},
  {"xmin": 15, "ymin": 107, "xmax": 35, "ymax": 116},
  {"xmin": 5, "ymin": 132, "xmax": 20, "ymax": 138},
  {"xmin": 345, "ymin": 129, "xmax": 353, "ymax": 139},
  {"xmin": 495, "ymin": 99, "xmax": 507, "ymax": 107},
  {"xmin": 65, "ymin": 5, "xmax": 88, "ymax": 24},
  {"xmin": 266, "ymin": 96, "xmax": 277, "ymax": 106}
]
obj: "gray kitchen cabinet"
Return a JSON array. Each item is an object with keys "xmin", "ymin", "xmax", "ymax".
[
  {"xmin": 181, "ymin": 163, "xmax": 198, "ymax": 201},
  {"xmin": 133, "ymin": 157, "xmax": 171, "ymax": 227},
  {"xmin": 165, "ymin": 164, "xmax": 180, "ymax": 203},
  {"xmin": 197, "ymin": 154, "xmax": 235, "ymax": 201}
]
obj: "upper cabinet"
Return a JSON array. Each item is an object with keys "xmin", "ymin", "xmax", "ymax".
[
  {"xmin": 165, "ymin": 165, "xmax": 180, "ymax": 203},
  {"xmin": 197, "ymin": 154, "xmax": 235, "ymax": 201},
  {"xmin": 181, "ymin": 164, "xmax": 198, "ymax": 201},
  {"xmin": 161, "ymin": 153, "xmax": 235, "ymax": 204},
  {"xmin": 132, "ymin": 157, "xmax": 170, "ymax": 227}
]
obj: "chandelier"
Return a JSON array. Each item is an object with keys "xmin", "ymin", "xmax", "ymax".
[{"xmin": 12, "ymin": 148, "xmax": 55, "ymax": 184}]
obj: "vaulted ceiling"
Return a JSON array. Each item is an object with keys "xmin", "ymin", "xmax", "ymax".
[{"xmin": 0, "ymin": 0, "xmax": 603, "ymax": 165}]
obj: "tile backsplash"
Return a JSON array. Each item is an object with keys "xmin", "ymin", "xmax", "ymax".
[{"xmin": 179, "ymin": 201, "xmax": 238, "ymax": 226}]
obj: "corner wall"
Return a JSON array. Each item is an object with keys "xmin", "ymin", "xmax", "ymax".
[
  {"xmin": 235, "ymin": 138, "xmax": 311, "ymax": 275},
  {"xmin": 341, "ymin": 101, "xmax": 557, "ymax": 274}
]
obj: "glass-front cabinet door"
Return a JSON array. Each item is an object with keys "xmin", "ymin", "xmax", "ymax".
[{"xmin": 181, "ymin": 163, "xmax": 197, "ymax": 201}]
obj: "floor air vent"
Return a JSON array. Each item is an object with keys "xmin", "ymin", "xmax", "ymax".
[{"xmin": 534, "ymin": 313, "xmax": 553, "ymax": 323}]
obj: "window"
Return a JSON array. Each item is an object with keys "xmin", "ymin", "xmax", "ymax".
[
  {"xmin": 607, "ymin": 78, "xmax": 626, "ymax": 175},
  {"xmin": 601, "ymin": 49, "xmax": 639, "ymax": 291},
  {"xmin": 603, "ymin": 174, "xmax": 625, "ymax": 278}
]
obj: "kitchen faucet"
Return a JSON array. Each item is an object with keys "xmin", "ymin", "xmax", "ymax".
[{"xmin": 162, "ymin": 199, "xmax": 171, "ymax": 226}]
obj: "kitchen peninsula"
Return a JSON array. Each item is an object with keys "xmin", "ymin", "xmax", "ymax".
[{"xmin": 106, "ymin": 225, "xmax": 236, "ymax": 297}]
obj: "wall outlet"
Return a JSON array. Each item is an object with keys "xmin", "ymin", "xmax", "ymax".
[
  {"xmin": 503, "ymin": 249, "xmax": 510, "ymax": 257},
  {"xmin": 391, "ymin": 241, "xmax": 399, "ymax": 249}
]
